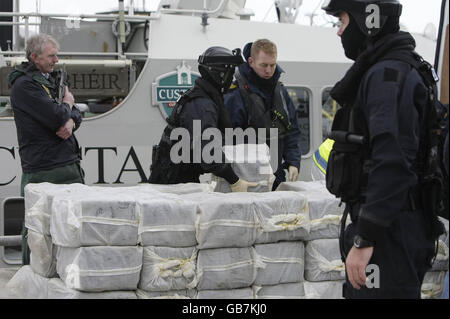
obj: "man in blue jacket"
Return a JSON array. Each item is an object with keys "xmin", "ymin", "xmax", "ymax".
[
  {"xmin": 224, "ymin": 39, "xmax": 302, "ymax": 190},
  {"xmin": 8, "ymin": 34, "xmax": 84, "ymax": 264}
]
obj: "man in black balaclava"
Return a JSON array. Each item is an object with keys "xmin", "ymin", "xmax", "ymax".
[
  {"xmin": 322, "ymin": 0, "xmax": 442, "ymax": 299},
  {"xmin": 149, "ymin": 46, "xmax": 257, "ymax": 192}
]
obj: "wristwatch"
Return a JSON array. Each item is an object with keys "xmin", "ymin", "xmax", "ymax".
[{"xmin": 353, "ymin": 235, "xmax": 375, "ymax": 248}]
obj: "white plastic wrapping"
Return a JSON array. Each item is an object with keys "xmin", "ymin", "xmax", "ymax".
[
  {"xmin": 304, "ymin": 239, "xmax": 345, "ymax": 282},
  {"xmin": 421, "ymin": 271, "xmax": 446, "ymax": 299},
  {"xmin": 136, "ymin": 289, "xmax": 197, "ymax": 299},
  {"xmin": 197, "ymin": 287, "xmax": 254, "ymax": 299},
  {"xmin": 27, "ymin": 229, "xmax": 57, "ymax": 278},
  {"xmin": 24, "ymin": 183, "xmax": 89, "ymax": 235},
  {"xmin": 254, "ymin": 191, "xmax": 310, "ymax": 244},
  {"xmin": 137, "ymin": 195, "xmax": 198, "ymax": 247},
  {"xmin": 254, "ymin": 242, "xmax": 304, "ymax": 286},
  {"xmin": 184, "ymin": 192, "xmax": 259, "ymax": 249},
  {"xmin": 276, "ymin": 181, "xmax": 344, "ymax": 240},
  {"xmin": 303, "ymin": 280, "xmax": 345, "ymax": 299},
  {"xmin": 139, "ymin": 246, "xmax": 198, "ymax": 291},
  {"xmin": 56, "ymin": 246, "xmax": 143, "ymax": 292},
  {"xmin": 50, "ymin": 193, "xmax": 139, "ymax": 247},
  {"xmin": 47, "ymin": 278, "xmax": 138, "ymax": 299},
  {"xmin": 253, "ymin": 282, "xmax": 305, "ymax": 299},
  {"xmin": 196, "ymin": 247, "xmax": 263, "ymax": 290},
  {"xmin": 214, "ymin": 143, "xmax": 275, "ymax": 193},
  {"xmin": 6, "ymin": 266, "xmax": 49, "ymax": 299}
]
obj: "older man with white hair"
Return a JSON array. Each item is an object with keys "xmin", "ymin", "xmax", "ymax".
[{"xmin": 8, "ymin": 34, "xmax": 84, "ymax": 265}]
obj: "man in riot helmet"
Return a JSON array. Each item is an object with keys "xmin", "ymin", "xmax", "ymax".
[
  {"xmin": 323, "ymin": 0, "xmax": 444, "ymax": 298},
  {"xmin": 149, "ymin": 46, "xmax": 257, "ymax": 192}
]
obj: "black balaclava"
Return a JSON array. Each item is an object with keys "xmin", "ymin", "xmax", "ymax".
[{"xmin": 341, "ymin": 13, "xmax": 367, "ymax": 61}]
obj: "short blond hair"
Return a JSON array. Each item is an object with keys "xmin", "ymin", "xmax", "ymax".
[
  {"xmin": 26, "ymin": 34, "xmax": 59, "ymax": 62},
  {"xmin": 250, "ymin": 39, "xmax": 277, "ymax": 58}
]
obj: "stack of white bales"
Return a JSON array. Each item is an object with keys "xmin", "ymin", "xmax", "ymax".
[
  {"xmin": 421, "ymin": 217, "xmax": 449, "ymax": 299},
  {"xmin": 276, "ymin": 181, "xmax": 346, "ymax": 299},
  {"xmin": 181, "ymin": 191, "xmax": 310, "ymax": 299},
  {"xmin": 135, "ymin": 193, "xmax": 199, "ymax": 299},
  {"xmin": 7, "ymin": 183, "xmax": 213, "ymax": 299}
]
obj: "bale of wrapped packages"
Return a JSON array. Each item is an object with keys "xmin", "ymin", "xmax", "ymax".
[
  {"xmin": 47, "ymin": 278, "xmax": 138, "ymax": 299},
  {"xmin": 253, "ymin": 282, "xmax": 305, "ymax": 299},
  {"xmin": 214, "ymin": 144, "xmax": 275, "ymax": 193},
  {"xmin": 5, "ymin": 265, "xmax": 138, "ymax": 299},
  {"xmin": 136, "ymin": 289, "xmax": 197, "ymax": 299},
  {"xmin": 276, "ymin": 181, "xmax": 344, "ymax": 240},
  {"xmin": 137, "ymin": 195, "xmax": 198, "ymax": 247},
  {"xmin": 304, "ymin": 239, "xmax": 345, "ymax": 282},
  {"xmin": 27, "ymin": 229, "xmax": 57, "ymax": 278},
  {"xmin": 253, "ymin": 191, "xmax": 310, "ymax": 244},
  {"xmin": 24, "ymin": 183, "xmax": 89, "ymax": 235},
  {"xmin": 50, "ymin": 193, "xmax": 139, "ymax": 247},
  {"xmin": 183, "ymin": 192, "xmax": 259, "ymax": 249},
  {"xmin": 254, "ymin": 242, "xmax": 304, "ymax": 286},
  {"xmin": 56, "ymin": 246, "xmax": 143, "ymax": 292},
  {"xmin": 197, "ymin": 287, "xmax": 253, "ymax": 299},
  {"xmin": 303, "ymin": 280, "xmax": 345, "ymax": 299},
  {"xmin": 139, "ymin": 246, "xmax": 198, "ymax": 292},
  {"xmin": 431, "ymin": 239, "xmax": 449, "ymax": 272},
  {"xmin": 196, "ymin": 247, "xmax": 262, "ymax": 290},
  {"xmin": 421, "ymin": 271, "xmax": 447, "ymax": 299},
  {"xmin": 6, "ymin": 266, "xmax": 49, "ymax": 299}
]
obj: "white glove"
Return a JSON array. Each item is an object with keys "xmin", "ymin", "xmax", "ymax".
[
  {"xmin": 230, "ymin": 179, "xmax": 258, "ymax": 192},
  {"xmin": 288, "ymin": 166, "xmax": 299, "ymax": 182}
]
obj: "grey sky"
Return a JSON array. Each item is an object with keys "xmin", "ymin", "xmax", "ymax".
[{"xmin": 18, "ymin": 0, "xmax": 443, "ymax": 35}]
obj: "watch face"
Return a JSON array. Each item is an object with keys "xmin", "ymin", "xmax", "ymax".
[{"xmin": 354, "ymin": 235, "xmax": 362, "ymax": 248}]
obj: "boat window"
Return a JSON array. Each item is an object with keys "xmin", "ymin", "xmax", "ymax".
[
  {"xmin": 286, "ymin": 86, "xmax": 311, "ymax": 155},
  {"xmin": 322, "ymin": 88, "xmax": 341, "ymax": 142}
]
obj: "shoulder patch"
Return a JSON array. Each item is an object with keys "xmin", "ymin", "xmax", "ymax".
[
  {"xmin": 384, "ymin": 67, "xmax": 399, "ymax": 82},
  {"xmin": 229, "ymin": 83, "xmax": 238, "ymax": 90}
]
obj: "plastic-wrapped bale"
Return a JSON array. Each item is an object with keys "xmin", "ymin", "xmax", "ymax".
[
  {"xmin": 196, "ymin": 247, "xmax": 262, "ymax": 291},
  {"xmin": 27, "ymin": 229, "xmax": 57, "ymax": 278},
  {"xmin": 134, "ymin": 183, "xmax": 214, "ymax": 195},
  {"xmin": 197, "ymin": 287, "xmax": 254, "ymax": 299},
  {"xmin": 253, "ymin": 191, "xmax": 310, "ymax": 244},
  {"xmin": 139, "ymin": 246, "xmax": 197, "ymax": 292},
  {"xmin": 421, "ymin": 271, "xmax": 447, "ymax": 299},
  {"xmin": 254, "ymin": 242, "xmax": 304, "ymax": 286},
  {"xmin": 137, "ymin": 195, "xmax": 198, "ymax": 247},
  {"xmin": 50, "ymin": 193, "xmax": 139, "ymax": 247},
  {"xmin": 303, "ymin": 280, "xmax": 345, "ymax": 299},
  {"xmin": 304, "ymin": 239, "xmax": 345, "ymax": 282},
  {"xmin": 253, "ymin": 282, "xmax": 305, "ymax": 299},
  {"xmin": 183, "ymin": 192, "xmax": 258, "ymax": 249},
  {"xmin": 56, "ymin": 246, "xmax": 143, "ymax": 292},
  {"xmin": 276, "ymin": 181, "xmax": 344, "ymax": 240},
  {"xmin": 136, "ymin": 289, "xmax": 197, "ymax": 299},
  {"xmin": 47, "ymin": 278, "xmax": 137, "ymax": 299},
  {"xmin": 431, "ymin": 238, "xmax": 449, "ymax": 272},
  {"xmin": 431, "ymin": 217, "xmax": 449, "ymax": 272},
  {"xmin": 214, "ymin": 143, "xmax": 275, "ymax": 193},
  {"xmin": 24, "ymin": 182, "xmax": 89, "ymax": 235},
  {"xmin": 6, "ymin": 266, "xmax": 49, "ymax": 299}
]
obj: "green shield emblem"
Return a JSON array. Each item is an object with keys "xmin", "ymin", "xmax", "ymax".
[{"xmin": 152, "ymin": 61, "xmax": 200, "ymax": 118}]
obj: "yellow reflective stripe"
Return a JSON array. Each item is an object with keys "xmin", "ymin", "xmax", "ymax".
[
  {"xmin": 41, "ymin": 84, "xmax": 54, "ymax": 99},
  {"xmin": 318, "ymin": 138, "xmax": 335, "ymax": 163},
  {"xmin": 313, "ymin": 150, "xmax": 327, "ymax": 174}
]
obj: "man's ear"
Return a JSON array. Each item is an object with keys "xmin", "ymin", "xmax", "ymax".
[{"xmin": 248, "ymin": 56, "xmax": 254, "ymax": 67}]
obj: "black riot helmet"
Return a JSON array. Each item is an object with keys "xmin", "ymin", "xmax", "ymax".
[
  {"xmin": 198, "ymin": 46, "xmax": 245, "ymax": 94},
  {"xmin": 322, "ymin": 0, "xmax": 402, "ymax": 37}
]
